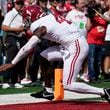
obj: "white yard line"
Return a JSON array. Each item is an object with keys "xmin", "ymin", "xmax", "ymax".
[{"xmin": 0, "ymin": 91, "xmax": 100, "ymax": 105}]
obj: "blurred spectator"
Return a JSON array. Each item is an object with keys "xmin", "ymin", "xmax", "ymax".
[
  {"xmin": 103, "ymin": 0, "xmax": 110, "ymax": 80},
  {"xmin": 86, "ymin": 0, "xmax": 108, "ymax": 82},
  {"xmin": 23, "ymin": 0, "xmax": 40, "ymax": 24},
  {"xmin": 7, "ymin": 0, "xmax": 13, "ymax": 12},
  {"xmin": 1, "ymin": 0, "xmax": 27, "ymax": 89},
  {"xmin": 29, "ymin": 0, "xmax": 53, "ymax": 86},
  {"xmin": 0, "ymin": 0, "xmax": 7, "ymax": 15},
  {"xmin": 24, "ymin": 0, "xmax": 37, "ymax": 7},
  {"xmin": 66, "ymin": 0, "xmax": 87, "ymax": 39},
  {"xmin": 55, "ymin": 0, "xmax": 69, "ymax": 17},
  {"xmin": 66, "ymin": 0, "xmax": 89, "ymax": 82},
  {"xmin": 0, "ymin": 9, "xmax": 4, "ymax": 65},
  {"xmin": 21, "ymin": 0, "xmax": 51, "ymax": 85},
  {"xmin": 64, "ymin": 0, "xmax": 75, "ymax": 12},
  {"xmin": 20, "ymin": 0, "xmax": 40, "ymax": 85}
]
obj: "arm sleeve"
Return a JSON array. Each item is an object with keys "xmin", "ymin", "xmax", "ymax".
[
  {"xmin": 2, "ymin": 12, "xmax": 13, "ymax": 26},
  {"xmin": 11, "ymin": 35, "xmax": 41, "ymax": 65}
]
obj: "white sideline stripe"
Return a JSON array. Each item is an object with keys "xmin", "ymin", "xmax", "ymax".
[
  {"xmin": 0, "ymin": 91, "xmax": 100, "ymax": 105},
  {"xmin": 0, "ymin": 93, "xmax": 48, "ymax": 105},
  {"xmin": 64, "ymin": 91, "xmax": 100, "ymax": 100}
]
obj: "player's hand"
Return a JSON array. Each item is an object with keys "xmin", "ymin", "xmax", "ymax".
[
  {"xmin": 17, "ymin": 25, "xmax": 25, "ymax": 32},
  {"xmin": 0, "ymin": 63, "xmax": 15, "ymax": 72}
]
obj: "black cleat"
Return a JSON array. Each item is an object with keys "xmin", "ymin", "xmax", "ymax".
[
  {"xmin": 42, "ymin": 90, "xmax": 54, "ymax": 100},
  {"xmin": 30, "ymin": 88, "xmax": 54, "ymax": 100},
  {"xmin": 102, "ymin": 88, "xmax": 110, "ymax": 102},
  {"xmin": 31, "ymin": 88, "xmax": 46, "ymax": 98}
]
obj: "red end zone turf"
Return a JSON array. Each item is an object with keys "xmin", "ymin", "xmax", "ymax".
[{"xmin": 0, "ymin": 101, "xmax": 110, "ymax": 110}]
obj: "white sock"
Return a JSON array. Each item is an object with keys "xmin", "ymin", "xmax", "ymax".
[{"xmin": 45, "ymin": 87, "xmax": 53, "ymax": 93}]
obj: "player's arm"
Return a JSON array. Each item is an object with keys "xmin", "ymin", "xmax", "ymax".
[
  {"xmin": 12, "ymin": 26, "xmax": 47, "ymax": 64},
  {"xmin": 0, "ymin": 26, "xmax": 47, "ymax": 72}
]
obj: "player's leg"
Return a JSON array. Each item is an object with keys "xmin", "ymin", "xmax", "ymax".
[
  {"xmin": 31, "ymin": 46, "xmax": 62, "ymax": 100},
  {"xmin": 63, "ymin": 37, "xmax": 110, "ymax": 100}
]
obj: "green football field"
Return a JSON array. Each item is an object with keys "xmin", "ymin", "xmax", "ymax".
[
  {"xmin": 0, "ymin": 79, "xmax": 43, "ymax": 94},
  {"xmin": 0, "ymin": 77, "xmax": 110, "ymax": 95},
  {"xmin": 0, "ymin": 78, "xmax": 110, "ymax": 104}
]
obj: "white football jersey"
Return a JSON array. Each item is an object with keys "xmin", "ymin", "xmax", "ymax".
[{"xmin": 30, "ymin": 14, "xmax": 81, "ymax": 46}]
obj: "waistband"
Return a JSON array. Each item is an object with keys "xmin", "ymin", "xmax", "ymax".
[{"xmin": 6, "ymin": 32, "xmax": 22, "ymax": 38}]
